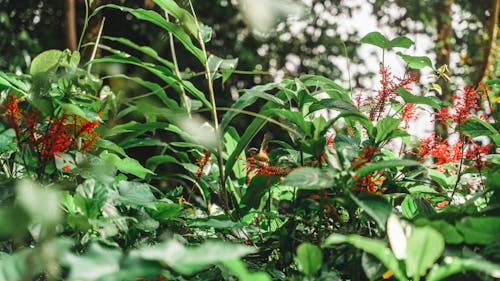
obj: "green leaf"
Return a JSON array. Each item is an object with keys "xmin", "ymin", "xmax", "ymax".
[
  {"xmin": 223, "ymin": 259, "xmax": 271, "ymax": 281},
  {"xmin": 296, "ymin": 243, "xmax": 323, "ymax": 276},
  {"xmin": 375, "ymin": 117, "xmax": 401, "ymax": 143},
  {"xmin": 360, "ymin": 32, "xmax": 390, "ymax": 49},
  {"xmin": 401, "ymin": 195, "xmax": 435, "ymax": 219},
  {"xmin": 113, "ymin": 181, "xmax": 157, "ymax": 210},
  {"xmin": 350, "ymin": 192, "xmax": 392, "ymax": 231},
  {"xmin": 415, "ymin": 219, "xmax": 463, "ymax": 244},
  {"xmin": 152, "ymin": 0, "xmax": 199, "ymax": 37},
  {"xmin": 240, "ymin": 176, "xmax": 280, "ymax": 210},
  {"xmin": 309, "ymin": 98, "xmax": 358, "ymax": 114},
  {"xmin": 0, "ymin": 72, "xmax": 27, "ymax": 95},
  {"xmin": 150, "ymin": 202, "xmax": 181, "ymax": 222},
  {"xmin": 92, "ymin": 5, "xmax": 204, "ymax": 63},
  {"xmin": 100, "ymin": 151, "xmax": 155, "ymax": 179},
  {"xmin": 406, "ymin": 226, "xmax": 445, "ymax": 280},
  {"xmin": 136, "ymin": 240, "xmax": 255, "ymax": 275},
  {"xmin": 324, "ymin": 234, "xmax": 406, "ymax": 281},
  {"xmin": 396, "ymin": 87, "xmax": 440, "ymax": 109},
  {"xmin": 426, "ymin": 256, "xmax": 500, "ymax": 281},
  {"xmin": 460, "ymin": 116, "xmax": 499, "ymax": 140},
  {"xmin": 387, "ymin": 36, "xmax": 414, "ymax": 49},
  {"xmin": 207, "ymin": 55, "xmax": 238, "ymax": 83},
  {"xmin": 62, "ymin": 243, "xmax": 122, "ymax": 281},
  {"xmin": 16, "ymin": 180, "xmax": 62, "ymax": 226},
  {"xmin": 360, "ymin": 32, "xmax": 413, "ymax": 49},
  {"xmin": 95, "ymin": 139, "xmax": 128, "ymax": 158},
  {"xmin": 30, "ymin": 49, "xmax": 63, "ymax": 75},
  {"xmin": 455, "ymin": 216, "xmax": 500, "ymax": 245},
  {"xmin": 356, "ymin": 160, "xmax": 420, "ymax": 178},
  {"xmin": 188, "ymin": 218, "xmax": 245, "ymax": 229},
  {"xmin": 282, "ymin": 167, "xmax": 332, "ymax": 190},
  {"xmin": 396, "ymin": 52, "xmax": 433, "ymax": 69}
]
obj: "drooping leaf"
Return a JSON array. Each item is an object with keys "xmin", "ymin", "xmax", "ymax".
[
  {"xmin": 296, "ymin": 243, "xmax": 323, "ymax": 276},
  {"xmin": 100, "ymin": 151, "xmax": 155, "ymax": 179},
  {"xmin": 360, "ymin": 32, "xmax": 413, "ymax": 49},
  {"xmin": 91, "ymin": 5, "xmax": 205, "ymax": 62},
  {"xmin": 309, "ymin": 98, "xmax": 358, "ymax": 114},
  {"xmin": 406, "ymin": 226, "xmax": 445, "ymax": 280},
  {"xmin": 426, "ymin": 256, "xmax": 500, "ymax": 281}
]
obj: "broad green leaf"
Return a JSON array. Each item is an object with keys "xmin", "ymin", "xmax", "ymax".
[
  {"xmin": 396, "ymin": 87, "xmax": 440, "ymax": 109},
  {"xmin": 0, "ymin": 72, "xmax": 27, "ymax": 95},
  {"xmin": 63, "ymin": 243, "xmax": 122, "ymax": 281},
  {"xmin": 100, "ymin": 151, "xmax": 155, "ymax": 179},
  {"xmin": 113, "ymin": 181, "xmax": 157, "ymax": 210},
  {"xmin": 360, "ymin": 32, "xmax": 390, "ymax": 49},
  {"xmin": 426, "ymin": 256, "xmax": 500, "ymax": 281},
  {"xmin": 136, "ymin": 240, "xmax": 255, "ymax": 275},
  {"xmin": 350, "ymin": 192, "xmax": 392, "ymax": 231},
  {"xmin": 401, "ymin": 195, "xmax": 435, "ymax": 219},
  {"xmin": 0, "ymin": 129, "xmax": 15, "ymax": 152},
  {"xmin": 324, "ymin": 234, "xmax": 406, "ymax": 281},
  {"xmin": 360, "ymin": 32, "xmax": 413, "ymax": 49},
  {"xmin": 396, "ymin": 52, "xmax": 433, "ymax": 69},
  {"xmin": 296, "ymin": 243, "xmax": 323, "ymax": 276},
  {"xmin": 356, "ymin": 160, "xmax": 420, "ymax": 178},
  {"xmin": 282, "ymin": 167, "xmax": 332, "ymax": 190},
  {"xmin": 455, "ymin": 216, "xmax": 500, "ymax": 244},
  {"xmin": 150, "ymin": 202, "xmax": 181, "ymax": 222},
  {"xmin": 387, "ymin": 36, "xmax": 414, "ymax": 49},
  {"xmin": 91, "ymin": 5, "xmax": 205, "ymax": 63},
  {"xmin": 16, "ymin": 180, "xmax": 62, "ymax": 226},
  {"xmin": 460, "ymin": 116, "xmax": 499, "ymax": 142},
  {"xmin": 375, "ymin": 117, "xmax": 401, "ymax": 143},
  {"xmin": 309, "ymin": 98, "xmax": 358, "ymax": 114},
  {"xmin": 59, "ymin": 103, "xmax": 87, "ymax": 118},
  {"xmin": 415, "ymin": 219, "xmax": 463, "ymax": 244},
  {"xmin": 96, "ymin": 139, "xmax": 128, "ymax": 158},
  {"xmin": 30, "ymin": 49, "xmax": 63, "ymax": 75},
  {"xmin": 406, "ymin": 226, "xmax": 445, "ymax": 280},
  {"xmin": 328, "ymin": 111, "xmax": 374, "ymax": 137}
]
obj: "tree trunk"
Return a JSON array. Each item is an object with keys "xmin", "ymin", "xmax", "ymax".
[
  {"xmin": 64, "ymin": 0, "xmax": 77, "ymax": 51},
  {"xmin": 474, "ymin": 0, "xmax": 500, "ymax": 85},
  {"xmin": 434, "ymin": 0, "xmax": 454, "ymax": 138}
]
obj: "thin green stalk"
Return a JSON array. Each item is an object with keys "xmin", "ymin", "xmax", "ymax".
[
  {"xmin": 188, "ymin": 0, "xmax": 229, "ymax": 211},
  {"xmin": 77, "ymin": 0, "xmax": 89, "ymax": 51},
  {"xmin": 165, "ymin": 12, "xmax": 191, "ymax": 118},
  {"xmin": 87, "ymin": 17, "xmax": 106, "ymax": 73}
]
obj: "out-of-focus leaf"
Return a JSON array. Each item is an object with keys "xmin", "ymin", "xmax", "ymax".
[
  {"xmin": 356, "ymin": 160, "xmax": 420, "ymax": 178},
  {"xmin": 63, "ymin": 243, "xmax": 122, "ymax": 281},
  {"xmin": 350, "ymin": 192, "xmax": 392, "ymax": 231},
  {"xmin": 100, "ymin": 151, "xmax": 155, "ymax": 179},
  {"xmin": 455, "ymin": 217, "xmax": 500, "ymax": 245},
  {"xmin": 282, "ymin": 167, "xmax": 332, "ymax": 190},
  {"xmin": 296, "ymin": 243, "xmax": 323, "ymax": 276},
  {"xmin": 406, "ymin": 226, "xmax": 445, "ymax": 280}
]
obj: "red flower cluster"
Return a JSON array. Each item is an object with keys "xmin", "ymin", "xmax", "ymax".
[
  {"xmin": 194, "ymin": 150, "xmax": 211, "ymax": 181},
  {"xmin": 368, "ymin": 66, "xmax": 417, "ymax": 121},
  {"xmin": 436, "ymin": 86, "xmax": 482, "ymax": 125},
  {"xmin": 2, "ymin": 95, "xmax": 99, "ymax": 164},
  {"xmin": 417, "ymin": 133, "xmax": 492, "ymax": 169}
]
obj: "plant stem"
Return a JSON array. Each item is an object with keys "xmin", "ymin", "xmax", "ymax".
[
  {"xmin": 188, "ymin": 1, "xmax": 229, "ymax": 211},
  {"xmin": 165, "ymin": 12, "xmax": 191, "ymax": 118},
  {"xmin": 77, "ymin": 0, "xmax": 89, "ymax": 51},
  {"xmin": 87, "ymin": 17, "xmax": 106, "ymax": 73}
]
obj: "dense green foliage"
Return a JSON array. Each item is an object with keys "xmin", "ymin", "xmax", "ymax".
[{"xmin": 0, "ymin": 1, "xmax": 499, "ymax": 280}]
